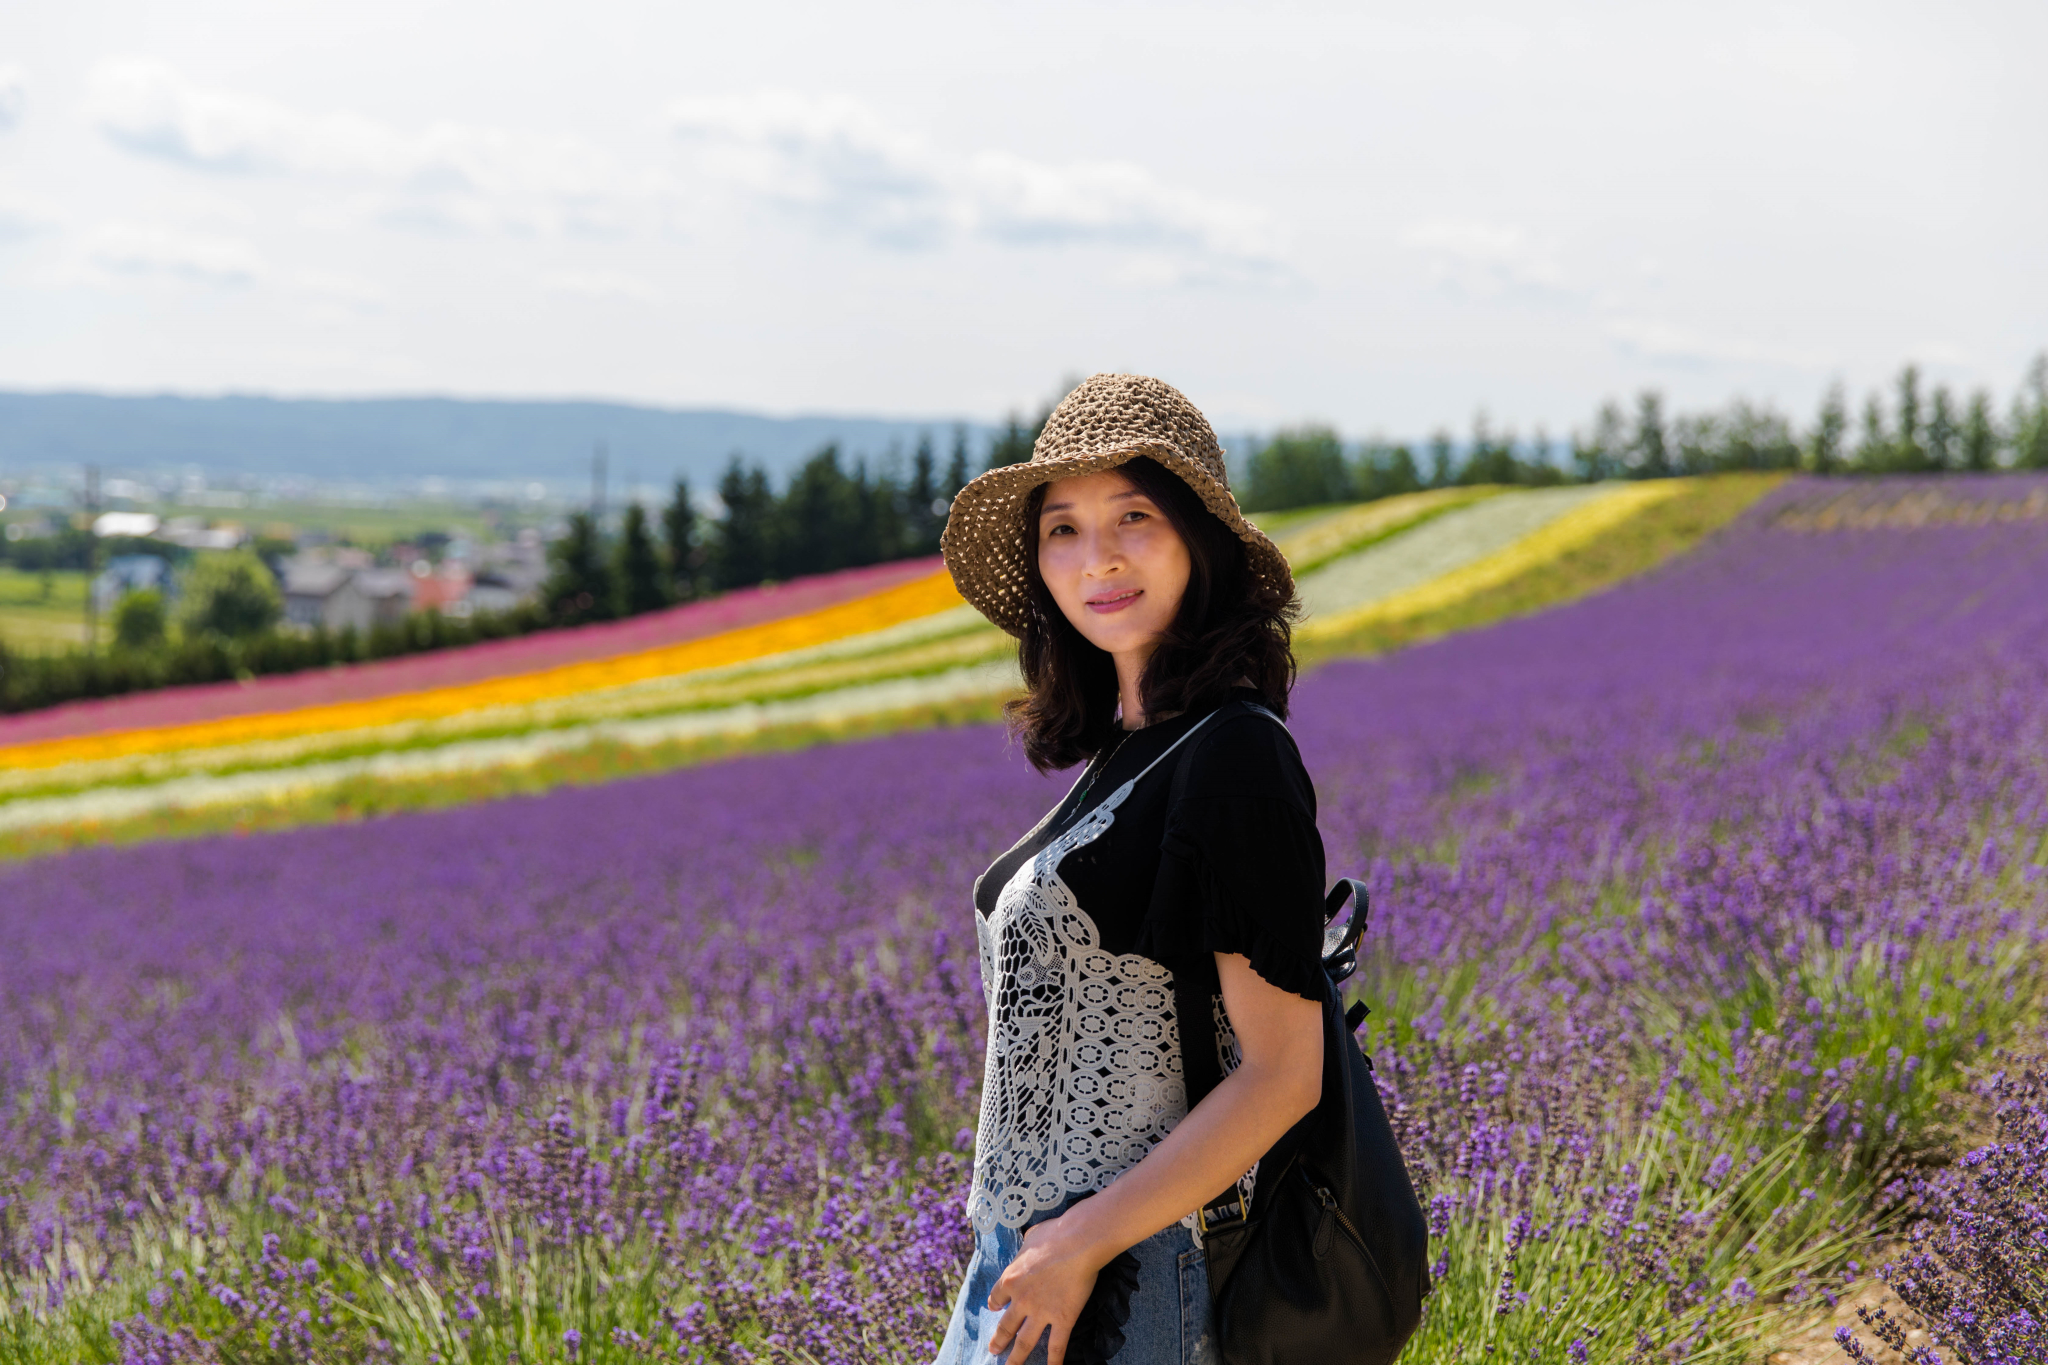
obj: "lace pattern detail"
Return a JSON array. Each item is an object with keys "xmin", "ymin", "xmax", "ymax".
[
  {"xmin": 968, "ymin": 713, "xmax": 1260, "ymax": 1234},
  {"xmin": 969, "ymin": 782, "xmax": 1189, "ymax": 1232}
]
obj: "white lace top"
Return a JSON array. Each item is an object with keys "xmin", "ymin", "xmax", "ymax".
[{"xmin": 967, "ymin": 716, "xmax": 1255, "ymax": 1236}]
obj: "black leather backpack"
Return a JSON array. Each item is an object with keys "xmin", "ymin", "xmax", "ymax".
[{"xmin": 1171, "ymin": 711, "xmax": 1430, "ymax": 1364}]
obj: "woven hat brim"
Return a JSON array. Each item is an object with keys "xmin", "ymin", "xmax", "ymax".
[{"xmin": 940, "ymin": 441, "xmax": 1295, "ymax": 638}]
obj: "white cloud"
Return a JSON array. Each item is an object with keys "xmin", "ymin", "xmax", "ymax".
[
  {"xmin": 85, "ymin": 58, "xmax": 673, "ymax": 238},
  {"xmin": 1605, "ymin": 318, "xmax": 1829, "ymax": 370},
  {"xmin": 74, "ymin": 222, "xmax": 384, "ymax": 308},
  {"xmin": 87, "ymin": 58, "xmax": 370, "ymax": 173},
  {"xmin": 669, "ymin": 90, "xmax": 1287, "ymax": 274},
  {"xmin": 82, "ymin": 65, "xmax": 1283, "ymax": 276},
  {"xmin": 85, "ymin": 223, "xmax": 269, "ymax": 287},
  {"xmin": 0, "ymin": 66, "xmax": 24, "ymax": 131},
  {"xmin": 0, "ymin": 194, "xmax": 62, "ymax": 241},
  {"xmin": 1401, "ymin": 218, "xmax": 1571, "ymax": 301},
  {"xmin": 539, "ymin": 269, "xmax": 658, "ymax": 302},
  {"xmin": 1908, "ymin": 340, "xmax": 1974, "ymax": 368}
]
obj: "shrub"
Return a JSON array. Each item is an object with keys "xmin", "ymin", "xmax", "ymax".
[
  {"xmin": 112, "ymin": 589, "xmax": 168, "ymax": 650},
  {"xmin": 175, "ymin": 550, "xmax": 282, "ymax": 640}
]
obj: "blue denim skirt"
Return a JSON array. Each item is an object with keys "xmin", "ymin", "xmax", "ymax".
[{"xmin": 932, "ymin": 1200, "xmax": 1219, "ymax": 1365}]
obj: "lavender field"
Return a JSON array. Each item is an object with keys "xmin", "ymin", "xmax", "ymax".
[{"xmin": 5, "ymin": 478, "xmax": 2047, "ymax": 1365}]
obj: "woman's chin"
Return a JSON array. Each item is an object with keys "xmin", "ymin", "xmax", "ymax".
[{"xmin": 1075, "ymin": 618, "xmax": 1172, "ymax": 658}]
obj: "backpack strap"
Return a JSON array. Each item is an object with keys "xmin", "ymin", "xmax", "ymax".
[
  {"xmin": 1168, "ymin": 699, "xmax": 1307, "ymax": 1229},
  {"xmin": 1169, "ymin": 699, "xmax": 1294, "ymax": 1113}
]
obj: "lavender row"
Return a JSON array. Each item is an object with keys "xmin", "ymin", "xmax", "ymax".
[{"xmin": 4, "ymin": 476, "xmax": 2046, "ymax": 1363}]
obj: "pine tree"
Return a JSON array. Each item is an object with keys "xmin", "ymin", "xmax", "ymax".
[
  {"xmin": 985, "ymin": 387, "xmax": 1070, "ymax": 470},
  {"xmin": 615, "ymin": 502, "xmax": 667, "ymax": 616},
  {"xmin": 544, "ymin": 512, "xmax": 615, "ymax": 624},
  {"xmin": 1854, "ymin": 394, "xmax": 1890, "ymax": 471},
  {"xmin": 987, "ymin": 415, "xmax": 1036, "ymax": 469},
  {"xmin": 1427, "ymin": 430, "xmax": 1456, "ymax": 487},
  {"xmin": 710, "ymin": 458, "xmax": 776, "ymax": 590},
  {"xmin": 2015, "ymin": 354, "xmax": 2048, "ymax": 469},
  {"xmin": 907, "ymin": 432, "xmax": 942, "ymax": 555},
  {"xmin": 1925, "ymin": 386, "xmax": 1959, "ymax": 471},
  {"xmin": 1357, "ymin": 442, "xmax": 1421, "ymax": 500},
  {"xmin": 661, "ymin": 478, "xmax": 700, "ymax": 602},
  {"xmin": 1894, "ymin": 365, "xmax": 1927, "ymax": 470},
  {"xmin": 944, "ymin": 427, "xmax": 971, "ymax": 498},
  {"xmin": 1631, "ymin": 392, "xmax": 1670, "ymax": 478},
  {"xmin": 1243, "ymin": 427, "xmax": 1350, "ymax": 511},
  {"xmin": 1724, "ymin": 400, "xmax": 1799, "ymax": 470},
  {"xmin": 779, "ymin": 445, "xmax": 860, "ymax": 578},
  {"xmin": 1460, "ymin": 412, "xmax": 1519, "ymax": 485},
  {"xmin": 847, "ymin": 456, "xmax": 906, "ymax": 567},
  {"xmin": 1573, "ymin": 402, "xmax": 1626, "ymax": 483},
  {"xmin": 1962, "ymin": 391, "xmax": 1999, "ymax": 472},
  {"xmin": 1809, "ymin": 384, "xmax": 1848, "ymax": 474}
]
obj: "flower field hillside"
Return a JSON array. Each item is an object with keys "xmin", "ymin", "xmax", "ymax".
[
  {"xmin": 0, "ymin": 479, "xmax": 1766, "ymax": 851},
  {"xmin": 0, "ymin": 558, "xmax": 950, "ymax": 749},
  {"xmin": 2, "ymin": 475, "xmax": 2044, "ymax": 1363}
]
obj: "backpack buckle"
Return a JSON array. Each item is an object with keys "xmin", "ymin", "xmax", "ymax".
[{"xmin": 1196, "ymin": 1188, "xmax": 1251, "ymax": 1235}]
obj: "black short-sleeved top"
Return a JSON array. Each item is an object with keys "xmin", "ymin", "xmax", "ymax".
[{"xmin": 974, "ymin": 690, "xmax": 1329, "ymax": 1002}]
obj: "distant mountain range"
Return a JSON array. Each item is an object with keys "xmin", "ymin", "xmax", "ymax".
[{"xmin": 0, "ymin": 392, "xmax": 1000, "ymax": 490}]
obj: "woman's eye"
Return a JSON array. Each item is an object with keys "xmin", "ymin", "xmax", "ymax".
[
  {"xmin": 1122, "ymin": 510, "xmax": 1150, "ymax": 523},
  {"xmin": 1045, "ymin": 523, "xmax": 1075, "ymax": 536}
]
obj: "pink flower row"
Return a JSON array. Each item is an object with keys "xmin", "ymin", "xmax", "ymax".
[{"xmin": 0, "ymin": 555, "xmax": 944, "ymax": 749}]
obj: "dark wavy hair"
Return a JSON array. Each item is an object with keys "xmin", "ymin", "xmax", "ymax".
[{"xmin": 1005, "ymin": 456, "xmax": 1299, "ymax": 772}]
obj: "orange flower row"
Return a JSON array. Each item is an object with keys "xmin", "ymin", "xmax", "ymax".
[{"xmin": 2, "ymin": 570, "xmax": 967, "ymax": 773}]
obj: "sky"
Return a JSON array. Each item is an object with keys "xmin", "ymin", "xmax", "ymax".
[{"xmin": 1, "ymin": 0, "xmax": 2044, "ymax": 438}]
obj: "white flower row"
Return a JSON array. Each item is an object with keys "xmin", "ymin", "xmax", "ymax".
[
  {"xmin": 1295, "ymin": 485, "xmax": 1621, "ymax": 623},
  {"xmin": 0, "ymin": 659, "xmax": 1024, "ymax": 834}
]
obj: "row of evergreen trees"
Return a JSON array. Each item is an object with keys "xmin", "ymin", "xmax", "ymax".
[
  {"xmin": 1241, "ymin": 356, "xmax": 2048, "ymax": 512},
  {"xmin": 558, "ymin": 354, "xmax": 2048, "ymax": 604},
  {"xmin": 540, "ymin": 432, "xmax": 977, "ymax": 623}
]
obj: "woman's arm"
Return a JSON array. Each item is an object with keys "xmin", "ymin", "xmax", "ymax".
[{"xmin": 983, "ymin": 951, "xmax": 1324, "ymax": 1365}]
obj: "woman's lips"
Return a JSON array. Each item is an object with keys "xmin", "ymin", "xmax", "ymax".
[{"xmin": 1086, "ymin": 589, "xmax": 1142, "ymax": 614}]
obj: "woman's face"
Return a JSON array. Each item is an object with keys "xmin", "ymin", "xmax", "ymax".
[{"xmin": 1035, "ymin": 468, "xmax": 1191, "ymax": 661}]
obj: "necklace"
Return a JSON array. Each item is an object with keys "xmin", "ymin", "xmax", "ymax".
[{"xmin": 1071, "ymin": 727, "xmax": 1131, "ymax": 811}]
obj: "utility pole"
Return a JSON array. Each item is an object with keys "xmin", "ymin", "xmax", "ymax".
[
  {"xmin": 592, "ymin": 442, "xmax": 608, "ymax": 529},
  {"xmin": 83, "ymin": 464, "xmax": 101, "ymax": 651}
]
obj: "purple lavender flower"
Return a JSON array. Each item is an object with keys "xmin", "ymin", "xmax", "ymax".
[{"xmin": 1, "ymin": 474, "xmax": 2044, "ymax": 1360}]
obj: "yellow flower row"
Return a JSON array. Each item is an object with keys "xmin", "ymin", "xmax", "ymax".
[
  {"xmin": 2, "ymin": 614, "xmax": 1011, "ymax": 803},
  {"xmin": 2, "ymin": 569, "xmax": 969, "ymax": 772},
  {"xmin": 1271, "ymin": 486, "xmax": 1499, "ymax": 576},
  {"xmin": 1298, "ymin": 480, "xmax": 1693, "ymax": 639}
]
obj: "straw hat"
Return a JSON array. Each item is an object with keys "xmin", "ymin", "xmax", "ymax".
[{"xmin": 941, "ymin": 372, "xmax": 1293, "ymax": 637}]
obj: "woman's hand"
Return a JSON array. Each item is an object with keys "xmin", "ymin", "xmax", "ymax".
[
  {"xmin": 982, "ymin": 954, "xmax": 1321, "ymax": 1364},
  {"xmin": 985, "ymin": 1213, "xmax": 1106, "ymax": 1365}
]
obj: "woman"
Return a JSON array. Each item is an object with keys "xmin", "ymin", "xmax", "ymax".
[{"xmin": 934, "ymin": 374, "xmax": 1331, "ymax": 1365}]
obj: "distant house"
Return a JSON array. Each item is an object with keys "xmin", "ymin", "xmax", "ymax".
[
  {"xmin": 92, "ymin": 554, "xmax": 172, "ymax": 611},
  {"xmin": 462, "ymin": 538, "xmax": 549, "ymax": 616},
  {"xmin": 282, "ymin": 563, "xmax": 366, "ymax": 633},
  {"xmin": 352, "ymin": 569, "xmax": 416, "ymax": 629},
  {"xmin": 464, "ymin": 571, "xmax": 530, "ymax": 616},
  {"xmin": 281, "ymin": 562, "xmax": 414, "ymax": 634},
  {"xmin": 158, "ymin": 517, "xmax": 247, "ymax": 551},
  {"xmin": 409, "ymin": 564, "xmax": 473, "ymax": 616}
]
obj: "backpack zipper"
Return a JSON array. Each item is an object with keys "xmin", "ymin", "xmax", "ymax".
[{"xmin": 1309, "ymin": 1177, "xmax": 1375, "ymax": 1266}]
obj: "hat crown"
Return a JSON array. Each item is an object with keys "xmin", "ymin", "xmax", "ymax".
[{"xmin": 1033, "ymin": 373, "xmax": 1230, "ymax": 491}]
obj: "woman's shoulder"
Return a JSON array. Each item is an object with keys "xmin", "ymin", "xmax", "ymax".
[{"xmin": 1175, "ymin": 699, "xmax": 1313, "ymax": 810}]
